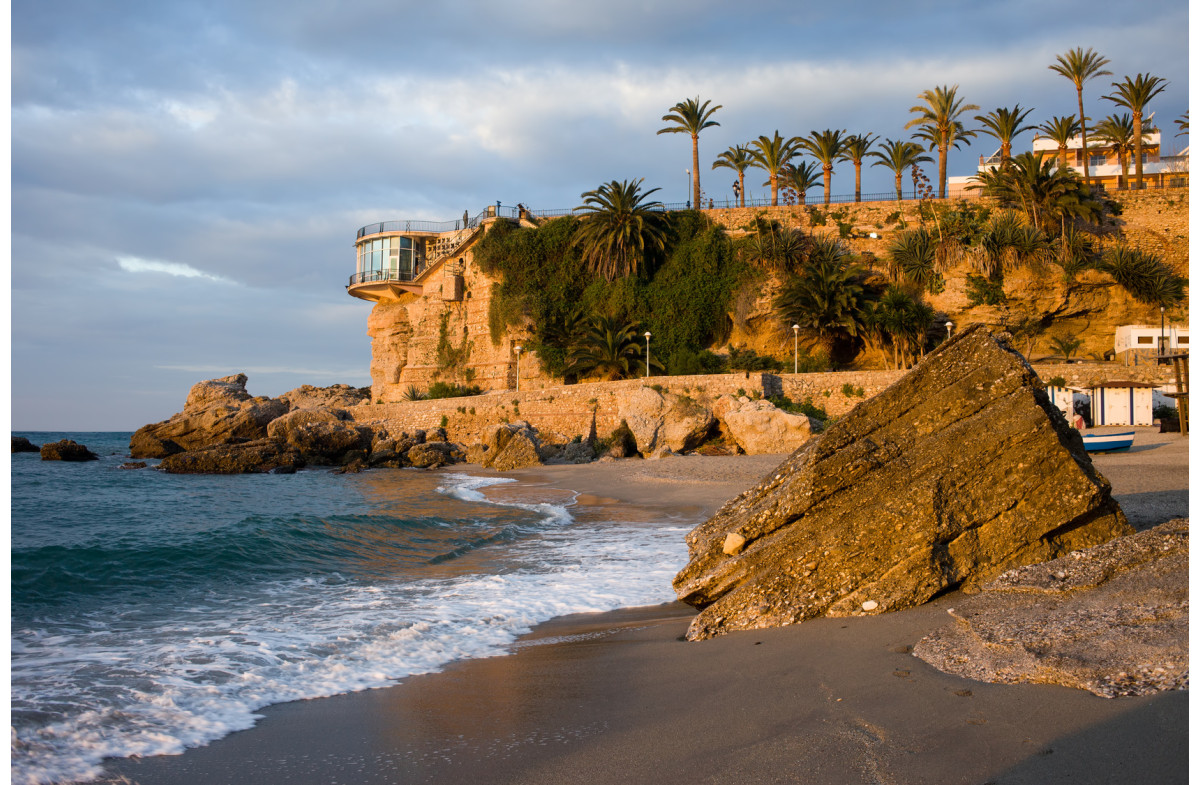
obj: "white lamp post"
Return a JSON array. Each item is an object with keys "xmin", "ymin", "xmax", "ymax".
[
  {"xmin": 644, "ymin": 332, "xmax": 652, "ymax": 377},
  {"xmin": 514, "ymin": 345, "xmax": 523, "ymax": 391},
  {"xmin": 792, "ymin": 324, "xmax": 800, "ymax": 374},
  {"xmin": 945, "ymin": 321, "xmax": 954, "ymax": 340}
]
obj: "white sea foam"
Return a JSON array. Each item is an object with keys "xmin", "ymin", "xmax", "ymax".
[{"xmin": 11, "ymin": 472, "xmax": 693, "ymax": 785}]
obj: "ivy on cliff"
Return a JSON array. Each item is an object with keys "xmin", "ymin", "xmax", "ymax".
[{"xmin": 474, "ymin": 212, "xmax": 751, "ymax": 379}]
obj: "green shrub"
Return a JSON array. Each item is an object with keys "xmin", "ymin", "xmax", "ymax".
[
  {"xmin": 965, "ymin": 273, "xmax": 1006, "ymax": 307},
  {"xmin": 768, "ymin": 394, "xmax": 829, "ymax": 421},
  {"xmin": 425, "ymin": 382, "xmax": 484, "ymax": 399}
]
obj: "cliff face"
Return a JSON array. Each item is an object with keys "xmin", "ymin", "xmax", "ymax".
[{"xmin": 358, "ymin": 189, "xmax": 1187, "ymax": 397}]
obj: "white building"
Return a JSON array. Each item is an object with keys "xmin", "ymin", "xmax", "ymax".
[{"xmin": 1114, "ymin": 324, "xmax": 1189, "ymax": 364}]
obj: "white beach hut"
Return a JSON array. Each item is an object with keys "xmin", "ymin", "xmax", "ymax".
[
  {"xmin": 1088, "ymin": 381, "xmax": 1157, "ymax": 426},
  {"xmin": 1045, "ymin": 385, "xmax": 1084, "ymax": 427}
]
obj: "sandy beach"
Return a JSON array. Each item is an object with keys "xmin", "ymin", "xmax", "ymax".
[{"xmin": 103, "ymin": 428, "xmax": 1189, "ymax": 785}]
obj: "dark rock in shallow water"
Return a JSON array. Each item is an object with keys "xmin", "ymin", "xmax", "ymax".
[
  {"xmin": 913, "ymin": 519, "xmax": 1188, "ymax": 698},
  {"xmin": 120, "ymin": 461, "xmax": 148, "ymax": 470},
  {"xmin": 158, "ymin": 439, "xmax": 305, "ymax": 474},
  {"xmin": 12, "ymin": 436, "xmax": 40, "ymax": 453},
  {"xmin": 673, "ymin": 325, "xmax": 1131, "ymax": 641},
  {"xmin": 40, "ymin": 439, "xmax": 99, "ymax": 462}
]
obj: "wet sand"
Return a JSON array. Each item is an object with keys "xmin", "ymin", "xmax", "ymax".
[{"xmin": 103, "ymin": 429, "xmax": 1189, "ymax": 785}]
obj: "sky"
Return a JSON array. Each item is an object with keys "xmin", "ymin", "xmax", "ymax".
[{"xmin": 9, "ymin": 0, "xmax": 1191, "ymax": 430}]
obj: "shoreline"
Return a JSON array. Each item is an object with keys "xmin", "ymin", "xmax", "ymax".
[{"xmin": 102, "ymin": 430, "xmax": 1188, "ymax": 784}]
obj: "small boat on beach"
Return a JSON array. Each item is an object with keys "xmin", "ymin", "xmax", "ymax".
[{"xmin": 1081, "ymin": 431, "xmax": 1135, "ymax": 453}]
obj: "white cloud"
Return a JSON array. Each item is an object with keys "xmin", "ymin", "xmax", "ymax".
[{"xmin": 116, "ymin": 255, "xmax": 234, "ymax": 283}]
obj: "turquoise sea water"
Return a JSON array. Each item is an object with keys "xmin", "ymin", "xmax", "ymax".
[{"xmin": 11, "ymin": 433, "xmax": 693, "ymax": 784}]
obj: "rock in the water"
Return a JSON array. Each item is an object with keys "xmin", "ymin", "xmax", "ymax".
[
  {"xmin": 40, "ymin": 439, "xmax": 99, "ymax": 461},
  {"xmin": 120, "ymin": 461, "xmax": 148, "ymax": 470},
  {"xmin": 672, "ymin": 326, "xmax": 1131, "ymax": 641},
  {"xmin": 130, "ymin": 374, "xmax": 288, "ymax": 458},
  {"xmin": 714, "ymin": 396, "xmax": 819, "ymax": 455},
  {"xmin": 913, "ymin": 519, "xmax": 1188, "ymax": 698},
  {"xmin": 268, "ymin": 416, "xmax": 372, "ymax": 465},
  {"xmin": 406, "ymin": 441, "xmax": 460, "ymax": 469},
  {"xmin": 12, "ymin": 436, "xmax": 40, "ymax": 453},
  {"xmin": 158, "ymin": 440, "xmax": 305, "ymax": 474}
]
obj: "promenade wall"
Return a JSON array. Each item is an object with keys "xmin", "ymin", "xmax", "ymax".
[{"xmin": 346, "ymin": 362, "xmax": 1176, "ymax": 447}]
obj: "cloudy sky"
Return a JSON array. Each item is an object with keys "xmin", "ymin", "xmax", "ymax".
[{"xmin": 10, "ymin": 0, "xmax": 1189, "ymax": 430}]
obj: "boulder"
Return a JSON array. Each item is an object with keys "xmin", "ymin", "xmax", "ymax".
[
  {"xmin": 617, "ymin": 387, "xmax": 715, "ymax": 455},
  {"xmin": 265, "ymin": 408, "xmax": 349, "ymax": 440},
  {"xmin": 130, "ymin": 374, "xmax": 289, "ymax": 458},
  {"xmin": 673, "ymin": 326, "xmax": 1132, "ymax": 641},
  {"xmin": 489, "ymin": 428, "xmax": 544, "ymax": 471},
  {"xmin": 714, "ymin": 396, "xmax": 820, "ymax": 455},
  {"xmin": 12, "ymin": 436, "xmax": 40, "ymax": 453},
  {"xmin": 546, "ymin": 441, "xmax": 596, "ymax": 465},
  {"xmin": 913, "ymin": 519, "xmax": 1188, "ymax": 698},
  {"xmin": 604, "ymin": 421, "xmax": 638, "ymax": 459},
  {"xmin": 281, "ymin": 421, "xmax": 374, "ymax": 465},
  {"xmin": 40, "ymin": 439, "xmax": 99, "ymax": 461},
  {"xmin": 407, "ymin": 441, "xmax": 460, "ymax": 469},
  {"xmin": 279, "ymin": 384, "xmax": 370, "ymax": 411},
  {"xmin": 158, "ymin": 439, "xmax": 306, "ymax": 474}
]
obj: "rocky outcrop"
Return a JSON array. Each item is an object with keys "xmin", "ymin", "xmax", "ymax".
[
  {"xmin": 40, "ymin": 439, "xmax": 99, "ymax": 461},
  {"xmin": 714, "ymin": 396, "xmax": 820, "ymax": 455},
  {"xmin": 12, "ymin": 436, "xmax": 40, "ymax": 453},
  {"xmin": 913, "ymin": 519, "xmax": 1188, "ymax": 698},
  {"xmin": 158, "ymin": 440, "xmax": 306, "ymax": 474},
  {"xmin": 407, "ymin": 441, "xmax": 462, "ymax": 469},
  {"xmin": 130, "ymin": 374, "xmax": 288, "ymax": 458},
  {"xmin": 467, "ymin": 422, "xmax": 546, "ymax": 471},
  {"xmin": 618, "ymin": 388, "xmax": 715, "ymax": 455},
  {"xmin": 279, "ymin": 384, "xmax": 371, "ymax": 410},
  {"xmin": 673, "ymin": 325, "xmax": 1132, "ymax": 641}
]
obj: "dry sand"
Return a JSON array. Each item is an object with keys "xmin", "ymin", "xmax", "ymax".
[{"xmin": 104, "ymin": 428, "xmax": 1189, "ymax": 785}]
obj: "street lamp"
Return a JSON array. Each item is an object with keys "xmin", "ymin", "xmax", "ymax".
[
  {"xmin": 514, "ymin": 345, "xmax": 523, "ymax": 391},
  {"xmin": 945, "ymin": 320, "xmax": 954, "ymax": 340},
  {"xmin": 644, "ymin": 332, "xmax": 652, "ymax": 377},
  {"xmin": 792, "ymin": 324, "xmax": 800, "ymax": 374},
  {"xmin": 1160, "ymin": 305, "xmax": 1167, "ymax": 363},
  {"xmin": 685, "ymin": 170, "xmax": 690, "ymax": 208}
]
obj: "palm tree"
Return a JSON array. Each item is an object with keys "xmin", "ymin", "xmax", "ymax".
[
  {"xmin": 864, "ymin": 287, "xmax": 935, "ymax": 369},
  {"xmin": 975, "ymin": 104, "xmax": 1037, "ymax": 167},
  {"xmin": 799, "ymin": 129, "xmax": 849, "ymax": 205},
  {"xmin": 1103, "ymin": 73, "xmax": 1168, "ymax": 190},
  {"xmin": 868, "ymin": 138, "xmax": 932, "ymax": 200},
  {"xmin": 1093, "ymin": 113, "xmax": 1150, "ymax": 190},
  {"xmin": 905, "ymin": 84, "xmax": 979, "ymax": 198},
  {"xmin": 774, "ymin": 248, "xmax": 868, "ymax": 361},
  {"xmin": 1048, "ymin": 332, "xmax": 1085, "ymax": 361},
  {"xmin": 839, "ymin": 133, "xmax": 878, "ymax": 203},
  {"xmin": 570, "ymin": 316, "xmax": 654, "ymax": 381},
  {"xmin": 780, "ymin": 161, "xmax": 823, "ymax": 206},
  {"xmin": 1049, "ymin": 47, "xmax": 1112, "ymax": 187},
  {"xmin": 888, "ymin": 228, "xmax": 941, "ymax": 292},
  {"xmin": 1036, "ymin": 115, "xmax": 1082, "ymax": 170},
  {"xmin": 741, "ymin": 220, "xmax": 809, "ymax": 271},
  {"xmin": 969, "ymin": 152, "xmax": 1103, "ymax": 233},
  {"xmin": 657, "ymin": 96, "xmax": 722, "ymax": 208},
  {"xmin": 972, "ymin": 210, "xmax": 1051, "ymax": 278},
  {"xmin": 748, "ymin": 131, "xmax": 801, "ymax": 206},
  {"xmin": 1098, "ymin": 245, "xmax": 1186, "ymax": 306},
  {"xmin": 571, "ymin": 179, "xmax": 668, "ymax": 281},
  {"xmin": 712, "ymin": 144, "xmax": 753, "ymax": 207},
  {"xmin": 1175, "ymin": 111, "xmax": 1189, "ymax": 137}
]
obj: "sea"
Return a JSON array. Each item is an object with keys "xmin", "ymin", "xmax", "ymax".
[{"xmin": 10, "ymin": 432, "xmax": 696, "ymax": 785}]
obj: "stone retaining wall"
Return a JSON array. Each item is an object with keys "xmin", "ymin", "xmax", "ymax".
[{"xmin": 346, "ymin": 362, "xmax": 1177, "ymax": 446}]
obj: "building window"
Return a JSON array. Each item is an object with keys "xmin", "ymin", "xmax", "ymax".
[
  {"xmin": 1090, "ymin": 154, "xmax": 1106, "ymax": 167},
  {"xmin": 1178, "ymin": 336, "xmax": 1189, "ymax": 345},
  {"xmin": 1136, "ymin": 336, "xmax": 1154, "ymax": 345}
]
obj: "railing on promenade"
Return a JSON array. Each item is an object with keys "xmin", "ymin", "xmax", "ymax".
[{"xmin": 348, "ymin": 267, "xmax": 420, "ymax": 287}]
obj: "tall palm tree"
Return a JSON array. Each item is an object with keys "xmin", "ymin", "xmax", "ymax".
[
  {"xmin": 657, "ymin": 96, "xmax": 722, "ymax": 208},
  {"xmin": 1036, "ymin": 115, "xmax": 1081, "ymax": 170},
  {"xmin": 1175, "ymin": 111, "xmax": 1189, "ymax": 137},
  {"xmin": 1049, "ymin": 47, "xmax": 1112, "ymax": 187},
  {"xmin": 1103, "ymin": 73, "xmax": 1168, "ymax": 190},
  {"xmin": 968, "ymin": 151, "xmax": 1103, "ymax": 233},
  {"xmin": 781, "ymin": 161, "xmax": 823, "ymax": 206},
  {"xmin": 868, "ymin": 138, "xmax": 932, "ymax": 200},
  {"xmin": 748, "ymin": 131, "xmax": 801, "ymax": 206},
  {"xmin": 975, "ymin": 104, "xmax": 1037, "ymax": 167},
  {"xmin": 905, "ymin": 84, "xmax": 979, "ymax": 198},
  {"xmin": 1093, "ymin": 113, "xmax": 1150, "ymax": 190},
  {"xmin": 571, "ymin": 179, "xmax": 668, "ymax": 281},
  {"xmin": 839, "ymin": 133, "xmax": 878, "ymax": 202},
  {"xmin": 570, "ymin": 316, "xmax": 655, "ymax": 381},
  {"xmin": 712, "ymin": 144, "xmax": 753, "ymax": 207},
  {"xmin": 799, "ymin": 129, "xmax": 849, "ymax": 205}
]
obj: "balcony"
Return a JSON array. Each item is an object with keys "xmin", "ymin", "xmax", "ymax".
[{"xmin": 346, "ymin": 265, "xmax": 425, "ymax": 302}]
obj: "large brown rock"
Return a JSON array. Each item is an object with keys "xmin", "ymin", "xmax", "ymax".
[
  {"xmin": 714, "ymin": 396, "xmax": 819, "ymax": 455},
  {"xmin": 279, "ymin": 384, "xmax": 371, "ymax": 410},
  {"xmin": 158, "ymin": 439, "xmax": 305, "ymax": 474},
  {"xmin": 40, "ymin": 439, "xmax": 98, "ymax": 461},
  {"xmin": 913, "ymin": 519, "xmax": 1188, "ymax": 698},
  {"xmin": 672, "ymin": 325, "xmax": 1131, "ymax": 641},
  {"xmin": 617, "ymin": 387, "xmax": 715, "ymax": 455},
  {"xmin": 130, "ymin": 375, "xmax": 288, "ymax": 458}
]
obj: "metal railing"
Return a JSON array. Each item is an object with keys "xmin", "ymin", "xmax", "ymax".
[{"xmin": 348, "ymin": 267, "xmax": 422, "ymax": 287}]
